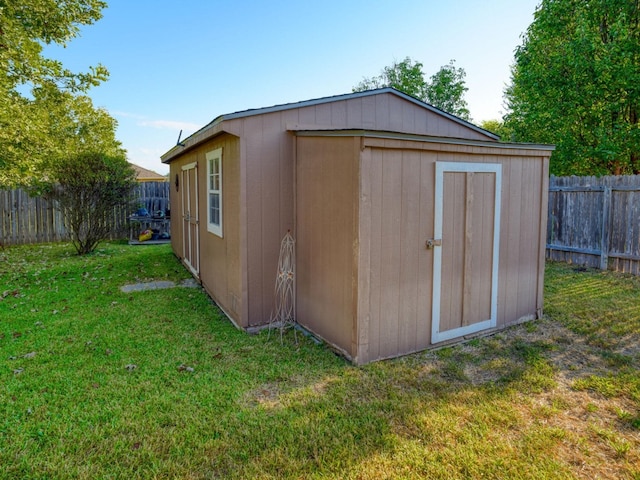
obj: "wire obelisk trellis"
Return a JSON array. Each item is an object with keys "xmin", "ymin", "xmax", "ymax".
[{"xmin": 268, "ymin": 230, "xmax": 296, "ymax": 342}]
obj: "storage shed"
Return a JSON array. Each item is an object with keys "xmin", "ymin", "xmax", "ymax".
[{"xmin": 161, "ymin": 88, "xmax": 554, "ymax": 364}]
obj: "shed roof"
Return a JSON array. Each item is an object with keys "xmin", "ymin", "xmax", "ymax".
[
  {"xmin": 161, "ymin": 88, "xmax": 500, "ymax": 163},
  {"xmin": 292, "ymin": 128, "xmax": 555, "ymax": 153}
]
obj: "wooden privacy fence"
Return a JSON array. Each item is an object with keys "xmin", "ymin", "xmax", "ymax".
[
  {"xmin": 0, "ymin": 181, "xmax": 170, "ymax": 246},
  {"xmin": 547, "ymin": 175, "xmax": 640, "ymax": 274}
]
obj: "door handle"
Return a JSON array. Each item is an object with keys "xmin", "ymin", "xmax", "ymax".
[{"xmin": 426, "ymin": 239, "xmax": 442, "ymax": 249}]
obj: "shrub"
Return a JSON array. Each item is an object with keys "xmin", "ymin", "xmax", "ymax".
[{"xmin": 43, "ymin": 152, "xmax": 136, "ymax": 254}]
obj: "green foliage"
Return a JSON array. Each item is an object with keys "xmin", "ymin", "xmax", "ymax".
[
  {"xmin": 354, "ymin": 57, "xmax": 428, "ymax": 100},
  {"xmin": 0, "ymin": 0, "xmax": 108, "ymax": 91},
  {"xmin": 0, "ymin": 84, "xmax": 125, "ymax": 187},
  {"xmin": 0, "ymin": 0, "xmax": 122, "ymax": 188},
  {"xmin": 353, "ymin": 57, "xmax": 471, "ymax": 120},
  {"xmin": 479, "ymin": 119, "xmax": 513, "ymax": 141},
  {"xmin": 424, "ymin": 60, "xmax": 471, "ymax": 120},
  {"xmin": 41, "ymin": 152, "xmax": 136, "ymax": 254},
  {"xmin": 504, "ymin": 0, "xmax": 640, "ymax": 175}
]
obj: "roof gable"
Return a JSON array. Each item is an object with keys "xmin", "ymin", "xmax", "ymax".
[
  {"xmin": 162, "ymin": 88, "xmax": 499, "ymax": 162},
  {"xmin": 207, "ymin": 88, "xmax": 496, "ymax": 139}
]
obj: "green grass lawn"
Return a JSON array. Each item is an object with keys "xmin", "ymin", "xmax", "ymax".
[{"xmin": 1, "ymin": 243, "xmax": 638, "ymax": 479}]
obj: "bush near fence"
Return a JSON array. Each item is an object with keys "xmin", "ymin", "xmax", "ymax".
[
  {"xmin": 0, "ymin": 181, "xmax": 170, "ymax": 247},
  {"xmin": 547, "ymin": 175, "xmax": 640, "ymax": 274}
]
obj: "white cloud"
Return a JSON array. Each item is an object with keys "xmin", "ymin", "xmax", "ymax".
[{"xmin": 112, "ymin": 110, "xmax": 146, "ymax": 120}]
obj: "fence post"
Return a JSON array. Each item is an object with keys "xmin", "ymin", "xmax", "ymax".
[{"xmin": 600, "ymin": 186, "xmax": 611, "ymax": 270}]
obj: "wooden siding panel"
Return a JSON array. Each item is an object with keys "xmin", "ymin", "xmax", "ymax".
[
  {"xmin": 366, "ymin": 148, "xmax": 384, "ymax": 361},
  {"xmin": 362, "ymin": 149, "xmax": 437, "ymax": 361},
  {"xmin": 260, "ymin": 117, "xmax": 288, "ymax": 326},
  {"xmin": 387, "ymin": 95, "xmax": 404, "ymax": 132},
  {"xmin": 297, "ymin": 105, "xmax": 316, "ymax": 125},
  {"xmin": 346, "ymin": 97, "xmax": 363, "ymax": 127},
  {"xmin": 441, "ymin": 172, "xmax": 466, "ymax": 332},
  {"xmin": 280, "ymin": 108, "xmax": 299, "ymax": 231},
  {"xmin": 515, "ymin": 158, "xmax": 539, "ymax": 320},
  {"xmin": 536, "ymin": 158, "xmax": 550, "ymax": 312},
  {"xmin": 375, "ymin": 94, "xmax": 391, "ymax": 131},
  {"xmin": 499, "ymin": 159, "xmax": 517, "ymax": 326},
  {"xmin": 397, "ymin": 151, "xmax": 422, "ymax": 354},
  {"xmin": 295, "ymin": 143, "xmax": 314, "ymax": 339},
  {"xmin": 331, "ymin": 100, "xmax": 348, "ymax": 125},
  {"xmin": 378, "ymin": 149, "xmax": 403, "ymax": 358},
  {"xmin": 467, "ymin": 172, "xmax": 495, "ymax": 324},
  {"xmin": 361, "ymin": 95, "xmax": 377, "ymax": 130},
  {"xmin": 238, "ymin": 110, "xmax": 298, "ymax": 326},
  {"xmin": 224, "ymin": 138, "xmax": 242, "ymax": 318},
  {"xmin": 295, "ymin": 136, "xmax": 356, "ymax": 357},
  {"xmin": 244, "ymin": 115, "xmax": 266, "ymax": 325},
  {"xmin": 416, "ymin": 154, "xmax": 436, "ymax": 348},
  {"xmin": 496, "ymin": 160, "xmax": 509, "ymax": 325},
  {"xmin": 356, "ymin": 147, "xmax": 372, "ymax": 363},
  {"xmin": 314, "ymin": 103, "xmax": 332, "ymax": 126},
  {"xmin": 401, "ymin": 99, "xmax": 417, "ymax": 133},
  {"xmin": 287, "ymin": 92, "xmax": 498, "ymax": 142},
  {"xmin": 492, "ymin": 156, "xmax": 543, "ymax": 325}
]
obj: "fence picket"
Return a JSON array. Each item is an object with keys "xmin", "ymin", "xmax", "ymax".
[
  {"xmin": 0, "ymin": 182, "xmax": 170, "ymax": 246},
  {"xmin": 547, "ymin": 175, "xmax": 640, "ymax": 274}
]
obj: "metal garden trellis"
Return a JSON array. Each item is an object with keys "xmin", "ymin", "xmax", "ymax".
[{"xmin": 268, "ymin": 230, "xmax": 296, "ymax": 341}]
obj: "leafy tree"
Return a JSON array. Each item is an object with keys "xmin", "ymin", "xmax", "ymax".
[
  {"xmin": 1, "ymin": 84, "xmax": 125, "ymax": 187},
  {"xmin": 424, "ymin": 61, "xmax": 470, "ymax": 120},
  {"xmin": 353, "ymin": 57, "xmax": 471, "ymax": 120},
  {"xmin": 0, "ymin": 0, "xmax": 120, "ymax": 187},
  {"xmin": 479, "ymin": 119, "xmax": 512, "ymax": 140},
  {"xmin": 354, "ymin": 57, "xmax": 428, "ymax": 100},
  {"xmin": 504, "ymin": 0, "xmax": 640, "ymax": 175},
  {"xmin": 42, "ymin": 152, "xmax": 136, "ymax": 255}
]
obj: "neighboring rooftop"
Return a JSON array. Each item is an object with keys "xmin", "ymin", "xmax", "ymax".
[{"xmin": 130, "ymin": 163, "xmax": 167, "ymax": 182}]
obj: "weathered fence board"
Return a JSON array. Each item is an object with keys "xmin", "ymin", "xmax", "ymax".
[
  {"xmin": 0, "ymin": 181, "xmax": 170, "ymax": 246},
  {"xmin": 547, "ymin": 175, "xmax": 640, "ymax": 274}
]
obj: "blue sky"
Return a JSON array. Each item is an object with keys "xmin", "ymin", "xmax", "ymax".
[{"xmin": 44, "ymin": 0, "xmax": 540, "ymax": 175}]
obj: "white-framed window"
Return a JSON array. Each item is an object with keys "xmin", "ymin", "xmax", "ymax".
[{"xmin": 206, "ymin": 147, "xmax": 223, "ymax": 237}]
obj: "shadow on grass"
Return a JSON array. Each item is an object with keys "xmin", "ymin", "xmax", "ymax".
[{"xmin": 190, "ymin": 327, "xmax": 577, "ymax": 479}]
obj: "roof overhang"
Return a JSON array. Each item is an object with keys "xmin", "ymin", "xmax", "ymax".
[
  {"xmin": 161, "ymin": 123, "xmax": 236, "ymax": 164},
  {"xmin": 291, "ymin": 128, "xmax": 555, "ymax": 155}
]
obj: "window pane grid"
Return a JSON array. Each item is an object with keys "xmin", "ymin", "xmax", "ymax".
[{"xmin": 206, "ymin": 148, "xmax": 223, "ymax": 237}]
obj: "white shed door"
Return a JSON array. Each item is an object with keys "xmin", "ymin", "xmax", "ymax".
[
  {"xmin": 181, "ymin": 162, "xmax": 200, "ymax": 277},
  {"xmin": 431, "ymin": 162, "xmax": 501, "ymax": 343}
]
